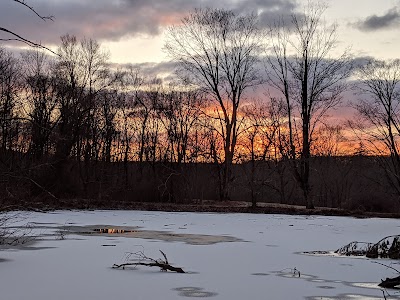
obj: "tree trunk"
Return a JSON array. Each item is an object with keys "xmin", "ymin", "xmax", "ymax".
[{"xmin": 220, "ymin": 157, "xmax": 232, "ymax": 201}]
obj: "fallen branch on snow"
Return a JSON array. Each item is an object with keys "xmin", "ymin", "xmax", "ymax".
[{"xmin": 112, "ymin": 249, "xmax": 185, "ymax": 273}]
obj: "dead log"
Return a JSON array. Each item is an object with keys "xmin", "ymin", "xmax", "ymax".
[
  {"xmin": 113, "ymin": 261, "xmax": 185, "ymax": 273},
  {"xmin": 112, "ymin": 249, "xmax": 185, "ymax": 273}
]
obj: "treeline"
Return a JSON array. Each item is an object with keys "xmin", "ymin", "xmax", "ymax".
[{"xmin": 1, "ymin": 5, "xmax": 400, "ymax": 212}]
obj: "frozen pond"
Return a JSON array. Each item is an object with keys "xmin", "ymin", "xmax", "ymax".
[{"xmin": 1, "ymin": 210, "xmax": 400, "ymax": 300}]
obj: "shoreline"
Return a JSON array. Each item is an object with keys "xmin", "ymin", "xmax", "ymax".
[{"xmin": 3, "ymin": 199, "xmax": 400, "ymax": 219}]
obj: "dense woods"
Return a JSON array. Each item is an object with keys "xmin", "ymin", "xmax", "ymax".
[{"xmin": 0, "ymin": 5, "xmax": 399, "ymax": 213}]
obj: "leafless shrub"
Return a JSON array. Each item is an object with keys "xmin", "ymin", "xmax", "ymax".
[
  {"xmin": 335, "ymin": 241, "xmax": 374, "ymax": 256},
  {"xmin": 0, "ymin": 211, "xmax": 32, "ymax": 246},
  {"xmin": 335, "ymin": 235, "xmax": 400, "ymax": 259}
]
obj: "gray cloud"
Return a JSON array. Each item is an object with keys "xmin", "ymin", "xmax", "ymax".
[
  {"xmin": 233, "ymin": 0, "xmax": 302, "ymax": 29},
  {"xmin": 0, "ymin": 0, "xmax": 298, "ymax": 46},
  {"xmin": 112, "ymin": 61, "xmax": 179, "ymax": 80},
  {"xmin": 356, "ymin": 7, "xmax": 400, "ymax": 31}
]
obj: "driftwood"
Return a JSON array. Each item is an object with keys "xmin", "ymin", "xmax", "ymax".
[{"xmin": 112, "ymin": 249, "xmax": 185, "ymax": 273}]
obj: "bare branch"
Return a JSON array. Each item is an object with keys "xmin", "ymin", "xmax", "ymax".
[
  {"xmin": 0, "ymin": 1, "xmax": 57, "ymax": 55},
  {"xmin": 13, "ymin": 0, "xmax": 54, "ymax": 21},
  {"xmin": 113, "ymin": 249, "xmax": 185, "ymax": 273},
  {"xmin": 373, "ymin": 261, "xmax": 400, "ymax": 274}
]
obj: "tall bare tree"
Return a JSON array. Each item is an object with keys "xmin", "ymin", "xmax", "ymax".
[
  {"xmin": 165, "ymin": 8, "xmax": 262, "ymax": 200},
  {"xmin": 54, "ymin": 35, "xmax": 111, "ymax": 163},
  {"xmin": 353, "ymin": 59, "xmax": 400, "ymax": 200},
  {"xmin": 266, "ymin": 1, "xmax": 352, "ymax": 208}
]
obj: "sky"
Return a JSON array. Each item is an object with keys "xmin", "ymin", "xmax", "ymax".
[{"xmin": 1, "ymin": 0, "xmax": 400, "ymax": 67}]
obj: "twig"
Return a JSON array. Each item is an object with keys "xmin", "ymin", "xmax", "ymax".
[
  {"xmin": 4, "ymin": 173, "xmax": 58, "ymax": 200},
  {"xmin": 373, "ymin": 261, "xmax": 400, "ymax": 274},
  {"xmin": 159, "ymin": 249, "xmax": 169, "ymax": 264},
  {"xmin": 13, "ymin": 0, "xmax": 54, "ymax": 21},
  {"xmin": 382, "ymin": 289, "xmax": 387, "ymax": 300},
  {"xmin": 0, "ymin": 28, "xmax": 58, "ymax": 55},
  {"xmin": 26, "ymin": 177, "xmax": 58, "ymax": 200},
  {"xmin": 0, "ymin": 1, "xmax": 58, "ymax": 55}
]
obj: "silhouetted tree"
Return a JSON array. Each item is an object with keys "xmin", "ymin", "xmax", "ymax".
[
  {"xmin": 165, "ymin": 8, "xmax": 262, "ymax": 200},
  {"xmin": 155, "ymin": 87, "xmax": 202, "ymax": 164},
  {"xmin": 22, "ymin": 50, "xmax": 57, "ymax": 160},
  {"xmin": 240, "ymin": 99, "xmax": 292, "ymax": 206},
  {"xmin": 266, "ymin": 1, "xmax": 352, "ymax": 208},
  {"xmin": 0, "ymin": 48, "xmax": 20, "ymax": 151},
  {"xmin": 54, "ymin": 35, "xmax": 111, "ymax": 163},
  {"xmin": 353, "ymin": 59, "xmax": 400, "ymax": 201}
]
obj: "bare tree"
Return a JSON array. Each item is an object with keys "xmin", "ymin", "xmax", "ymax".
[
  {"xmin": 266, "ymin": 1, "xmax": 352, "ymax": 208},
  {"xmin": 239, "ymin": 98, "xmax": 296, "ymax": 206},
  {"xmin": 119, "ymin": 67, "xmax": 143, "ymax": 167},
  {"xmin": 21, "ymin": 49, "xmax": 57, "ymax": 160},
  {"xmin": 165, "ymin": 8, "xmax": 262, "ymax": 200},
  {"xmin": 353, "ymin": 59, "xmax": 400, "ymax": 201},
  {"xmin": 130, "ymin": 79, "xmax": 158, "ymax": 167},
  {"xmin": 155, "ymin": 86, "xmax": 203, "ymax": 165},
  {"xmin": 53, "ymin": 35, "xmax": 111, "ymax": 163},
  {"xmin": 154, "ymin": 84, "xmax": 204, "ymax": 202},
  {"xmin": 240, "ymin": 100, "xmax": 277, "ymax": 207},
  {"xmin": 0, "ymin": 48, "xmax": 21, "ymax": 151},
  {"xmin": 98, "ymin": 89, "xmax": 121, "ymax": 163},
  {"xmin": 311, "ymin": 123, "xmax": 347, "ymax": 157}
]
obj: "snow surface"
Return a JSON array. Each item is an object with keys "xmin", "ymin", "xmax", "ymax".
[{"xmin": 1, "ymin": 210, "xmax": 400, "ymax": 300}]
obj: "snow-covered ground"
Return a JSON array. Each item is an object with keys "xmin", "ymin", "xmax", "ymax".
[{"xmin": 1, "ymin": 210, "xmax": 399, "ymax": 300}]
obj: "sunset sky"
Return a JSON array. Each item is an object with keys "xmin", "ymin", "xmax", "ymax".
[{"xmin": 1, "ymin": 0, "xmax": 400, "ymax": 67}]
